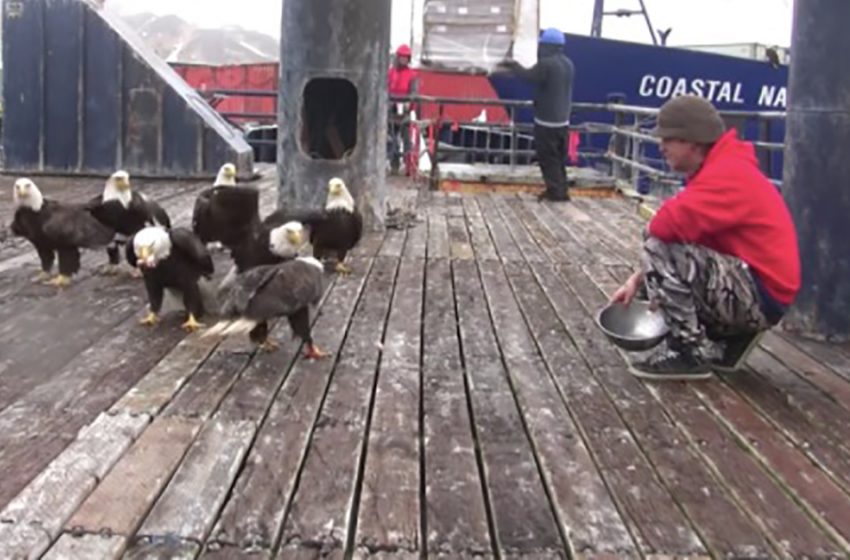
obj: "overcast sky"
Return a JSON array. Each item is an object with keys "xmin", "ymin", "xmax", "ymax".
[{"xmin": 107, "ymin": 0, "xmax": 794, "ymax": 49}]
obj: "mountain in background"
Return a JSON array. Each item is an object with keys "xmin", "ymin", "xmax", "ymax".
[{"xmin": 123, "ymin": 12, "xmax": 279, "ymax": 65}]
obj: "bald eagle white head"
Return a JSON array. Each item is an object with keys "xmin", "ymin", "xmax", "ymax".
[
  {"xmin": 325, "ymin": 178, "xmax": 355, "ymax": 213},
  {"xmin": 133, "ymin": 226, "xmax": 172, "ymax": 269},
  {"xmin": 13, "ymin": 178, "xmax": 44, "ymax": 212},
  {"xmin": 214, "ymin": 163, "xmax": 238, "ymax": 187},
  {"xmin": 104, "ymin": 170, "xmax": 133, "ymax": 209},
  {"xmin": 269, "ymin": 221, "xmax": 307, "ymax": 258}
]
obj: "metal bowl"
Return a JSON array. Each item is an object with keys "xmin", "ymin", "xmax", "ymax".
[{"xmin": 595, "ymin": 300, "xmax": 669, "ymax": 351}]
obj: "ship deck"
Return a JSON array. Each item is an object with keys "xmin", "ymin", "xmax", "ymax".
[{"xmin": 1, "ymin": 166, "xmax": 850, "ymax": 558}]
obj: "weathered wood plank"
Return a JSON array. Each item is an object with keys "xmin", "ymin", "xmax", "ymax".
[
  {"xmin": 525, "ymin": 201, "xmax": 594, "ymax": 265},
  {"xmin": 647, "ymin": 382, "xmax": 844, "ymax": 557},
  {"xmin": 379, "ymin": 228, "xmax": 407, "ymax": 258},
  {"xmin": 566, "ymin": 261, "xmax": 776, "ymax": 557},
  {"xmin": 427, "ymin": 214, "xmax": 450, "ymax": 259},
  {"xmin": 162, "ymin": 350, "xmax": 252, "ymax": 420},
  {"xmin": 356, "ymin": 258, "xmax": 423, "ymax": 554},
  {"xmin": 42, "ymin": 534, "xmax": 127, "ymax": 560},
  {"xmin": 695, "ymin": 380, "xmax": 850, "ymax": 549},
  {"xmin": 200, "ymin": 544, "xmax": 272, "ymax": 559},
  {"xmin": 210, "ymin": 258, "xmax": 374, "ymax": 551},
  {"xmin": 403, "ymin": 217, "xmax": 428, "ymax": 260},
  {"xmin": 550, "ymin": 200, "xmax": 629, "ymax": 265},
  {"xmin": 760, "ymin": 331, "xmax": 850, "ymax": 413},
  {"xmin": 0, "ymin": 522, "xmax": 51, "ymax": 559},
  {"xmin": 421, "ymin": 258, "xmax": 492, "ymax": 557},
  {"xmin": 722, "ymin": 352, "xmax": 850, "ymax": 493},
  {"xmin": 278, "ymin": 256, "xmax": 400, "ymax": 554},
  {"xmin": 138, "ymin": 419, "xmax": 256, "ymax": 541},
  {"xmin": 123, "ymin": 538, "xmax": 200, "ymax": 559},
  {"xmin": 489, "ymin": 195, "xmax": 547, "ymax": 263},
  {"xmin": 571, "ymin": 198, "xmax": 642, "ymax": 263},
  {"xmin": 525, "ymin": 259, "xmax": 706, "ymax": 555},
  {"xmin": 66, "ymin": 417, "xmax": 202, "ymax": 536},
  {"xmin": 779, "ymin": 333, "xmax": 850, "ymax": 384},
  {"xmin": 500, "ymin": 261, "xmax": 638, "ymax": 556},
  {"xmin": 462, "ymin": 197, "xmax": 498, "ymax": 261},
  {"xmin": 447, "ymin": 216, "xmax": 474, "ymax": 260},
  {"xmin": 476, "ymin": 196, "xmax": 523, "ymax": 263},
  {"xmin": 453, "ymin": 259, "xmax": 564, "ymax": 556},
  {"xmin": 111, "ymin": 335, "xmax": 221, "ymax": 416},
  {"xmin": 276, "ymin": 545, "xmax": 345, "ymax": 560}
]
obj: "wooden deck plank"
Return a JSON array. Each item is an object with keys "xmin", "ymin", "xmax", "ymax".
[
  {"xmin": 379, "ymin": 228, "xmax": 407, "ymax": 258},
  {"xmin": 0, "ymin": 522, "xmax": 51, "ymax": 559},
  {"xmin": 403, "ymin": 217, "xmax": 428, "ymax": 260},
  {"xmin": 208, "ymin": 257, "xmax": 375, "ymax": 552},
  {"xmin": 0, "ymin": 412, "xmax": 148, "ymax": 556},
  {"xmin": 111, "ymin": 335, "xmax": 221, "ymax": 416},
  {"xmin": 694, "ymin": 381, "xmax": 850, "ymax": 551},
  {"xmin": 447, "ymin": 215, "xmax": 474, "ymax": 260},
  {"xmin": 779, "ymin": 333, "xmax": 850, "ymax": 384},
  {"xmin": 278, "ymin": 256, "xmax": 400, "ymax": 554},
  {"xmin": 488, "ymin": 259, "xmax": 639, "ymax": 556},
  {"xmin": 427, "ymin": 214, "xmax": 450, "ymax": 259},
  {"xmin": 760, "ymin": 331, "xmax": 850, "ymax": 413},
  {"xmin": 138, "ymin": 419, "xmax": 256, "ymax": 541},
  {"xmin": 42, "ymin": 534, "xmax": 127, "ymax": 560},
  {"xmin": 549, "ymin": 200, "xmax": 630, "ymax": 266},
  {"xmin": 453, "ymin": 258, "xmax": 564, "ymax": 556},
  {"xmin": 356, "ymin": 257, "xmax": 423, "ymax": 554},
  {"xmin": 461, "ymin": 197, "xmax": 499, "ymax": 261},
  {"xmin": 723, "ymin": 352, "xmax": 850, "ymax": 493},
  {"xmin": 162, "ymin": 350, "xmax": 253, "ymax": 420},
  {"xmin": 476, "ymin": 196, "xmax": 524, "ymax": 263},
  {"xmin": 123, "ymin": 538, "xmax": 200, "ymax": 559},
  {"xmin": 488, "ymin": 195, "xmax": 547, "ymax": 263},
  {"xmin": 0, "ymin": 312, "xmax": 182, "ymax": 510},
  {"xmin": 66, "ymin": 417, "xmax": 203, "ymax": 536},
  {"xmin": 421, "ymin": 258, "xmax": 492, "ymax": 557}
]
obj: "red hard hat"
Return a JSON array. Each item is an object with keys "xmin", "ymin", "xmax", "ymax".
[{"xmin": 396, "ymin": 44, "xmax": 412, "ymax": 57}]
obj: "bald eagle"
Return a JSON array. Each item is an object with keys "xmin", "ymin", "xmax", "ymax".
[
  {"xmin": 191, "ymin": 163, "xmax": 261, "ymax": 251},
  {"xmin": 11, "ymin": 178, "xmax": 115, "ymax": 287},
  {"xmin": 126, "ymin": 226, "xmax": 214, "ymax": 332},
  {"xmin": 206, "ymin": 223, "xmax": 326, "ymax": 358},
  {"xmin": 88, "ymin": 170, "xmax": 172, "ymax": 275},
  {"xmin": 266, "ymin": 177, "xmax": 363, "ymax": 274}
]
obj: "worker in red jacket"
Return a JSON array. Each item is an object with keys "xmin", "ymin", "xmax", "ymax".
[
  {"xmin": 387, "ymin": 44, "xmax": 419, "ymax": 174},
  {"xmin": 610, "ymin": 95, "xmax": 801, "ymax": 380}
]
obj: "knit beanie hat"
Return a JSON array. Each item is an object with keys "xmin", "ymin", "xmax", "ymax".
[{"xmin": 654, "ymin": 95, "xmax": 726, "ymax": 143}]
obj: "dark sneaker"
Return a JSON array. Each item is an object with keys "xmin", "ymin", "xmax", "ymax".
[
  {"xmin": 629, "ymin": 345, "xmax": 713, "ymax": 381},
  {"xmin": 537, "ymin": 190, "xmax": 570, "ymax": 202},
  {"xmin": 710, "ymin": 332, "xmax": 764, "ymax": 373}
]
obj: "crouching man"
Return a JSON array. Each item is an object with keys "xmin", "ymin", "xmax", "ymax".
[{"xmin": 611, "ymin": 95, "xmax": 801, "ymax": 380}]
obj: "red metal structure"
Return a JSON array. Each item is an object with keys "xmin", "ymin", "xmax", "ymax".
[{"xmin": 171, "ymin": 62, "xmax": 278, "ymax": 123}]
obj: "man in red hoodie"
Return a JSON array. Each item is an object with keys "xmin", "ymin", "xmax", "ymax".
[
  {"xmin": 610, "ymin": 95, "xmax": 801, "ymax": 380},
  {"xmin": 387, "ymin": 44, "xmax": 419, "ymax": 174}
]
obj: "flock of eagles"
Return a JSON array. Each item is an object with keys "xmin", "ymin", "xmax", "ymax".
[{"xmin": 9, "ymin": 164, "xmax": 363, "ymax": 359}]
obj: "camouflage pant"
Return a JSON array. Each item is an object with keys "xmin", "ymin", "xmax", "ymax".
[{"xmin": 642, "ymin": 237, "xmax": 771, "ymax": 352}]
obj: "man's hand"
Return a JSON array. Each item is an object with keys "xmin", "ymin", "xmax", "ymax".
[{"xmin": 610, "ymin": 271, "xmax": 643, "ymax": 306}]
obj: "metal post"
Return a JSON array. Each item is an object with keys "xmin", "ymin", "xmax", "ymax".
[
  {"xmin": 590, "ymin": 0, "xmax": 604, "ymax": 37},
  {"xmin": 509, "ymin": 106, "xmax": 517, "ymax": 170},
  {"xmin": 783, "ymin": 0, "xmax": 850, "ymax": 338}
]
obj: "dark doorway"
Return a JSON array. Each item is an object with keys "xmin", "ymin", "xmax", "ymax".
[{"xmin": 300, "ymin": 78, "xmax": 358, "ymax": 160}]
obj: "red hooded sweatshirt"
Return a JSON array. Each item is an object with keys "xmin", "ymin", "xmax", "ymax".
[{"xmin": 649, "ymin": 129, "xmax": 800, "ymax": 306}]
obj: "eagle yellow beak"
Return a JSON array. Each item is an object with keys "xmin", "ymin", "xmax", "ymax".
[
  {"xmin": 329, "ymin": 183, "xmax": 342, "ymax": 196},
  {"xmin": 116, "ymin": 177, "xmax": 130, "ymax": 191},
  {"xmin": 137, "ymin": 245, "xmax": 153, "ymax": 266},
  {"xmin": 286, "ymin": 229, "xmax": 303, "ymax": 246},
  {"xmin": 15, "ymin": 188, "xmax": 27, "ymax": 198},
  {"xmin": 225, "ymin": 167, "xmax": 237, "ymax": 179}
]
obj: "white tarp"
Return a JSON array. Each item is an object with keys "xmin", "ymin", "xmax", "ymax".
[{"xmin": 417, "ymin": 0, "xmax": 539, "ymax": 72}]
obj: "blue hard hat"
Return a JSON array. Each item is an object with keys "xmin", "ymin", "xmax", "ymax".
[{"xmin": 539, "ymin": 28, "xmax": 565, "ymax": 45}]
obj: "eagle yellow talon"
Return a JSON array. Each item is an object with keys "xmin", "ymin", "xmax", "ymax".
[
  {"xmin": 32, "ymin": 271, "xmax": 53, "ymax": 283},
  {"xmin": 46, "ymin": 274, "xmax": 71, "ymax": 288},
  {"xmin": 139, "ymin": 311, "xmax": 159, "ymax": 326},
  {"xmin": 181, "ymin": 314, "xmax": 204, "ymax": 332},
  {"xmin": 304, "ymin": 343, "xmax": 329, "ymax": 360},
  {"xmin": 334, "ymin": 262, "xmax": 352, "ymax": 275},
  {"xmin": 259, "ymin": 339, "xmax": 280, "ymax": 353}
]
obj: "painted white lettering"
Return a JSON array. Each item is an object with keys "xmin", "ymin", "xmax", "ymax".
[
  {"xmin": 672, "ymin": 78, "xmax": 689, "ymax": 98},
  {"xmin": 774, "ymin": 87, "xmax": 787, "ymax": 108},
  {"xmin": 758, "ymin": 85, "xmax": 776, "ymax": 106},
  {"xmin": 717, "ymin": 82, "xmax": 732, "ymax": 103},
  {"xmin": 733, "ymin": 83, "xmax": 745, "ymax": 104},
  {"xmin": 705, "ymin": 80, "xmax": 722, "ymax": 101},
  {"xmin": 639, "ymin": 75, "xmax": 656, "ymax": 97},
  {"xmin": 656, "ymin": 76, "xmax": 673, "ymax": 98},
  {"xmin": 691, "ymin": 79, "xmax": 705, "ymax": 98}
]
